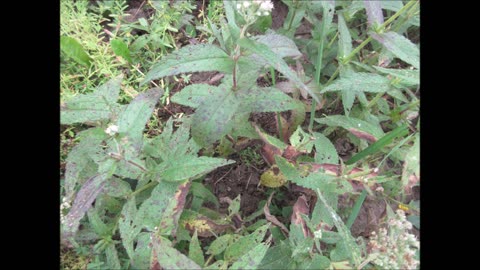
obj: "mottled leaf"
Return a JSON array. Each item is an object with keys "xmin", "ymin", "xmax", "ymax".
[
  {"xmin": 253, "ymin": 31, "xmax": 301, "ymax": 59},
  {"xmin": 61, "ymin": 76, "xmax": 123, "ymax": 124},
  {"xmin": 142, "ymin": 44, "xmax": 234, "ymax": 84},
  {"xmin": 313, "ymin": 132, "xmax": 339, "ymax": 164},
  {"xmin": 373, "ymin": 66, "xmax": 419, "ymax": 87},
  {"xmin": 189, "ymin": 230, "xmax": 205, "ymax": 267},
  {"xmin": 62, "ymin": 174, "xmax": 108, "ymax": 241},
  {"xmin": 117, "ymin": 87, "xmax": 163, "ymax": 146},
  {"xmin": 87, "ymin": 208, "xmax": 110, "ymax": 237},
  {"xmin": 205, "ymin": 260, "xmax": 229, "ymax": 270},
  {"xmin": 105, "ymin": 243, "xmax": 121, "ymax": 269},
  {"xmin": 131, "ymin": 233, "xmax": 151, "ymax": 269},
  {"xmin": 103, "ymin": 177, "xmax": 131, "ymax": 197},
  {"xmin": 237, "ymin": 37, "xmax": 320, "ymax": 103},
  {"xmin": 258, "ymin": 241, "xmax": 294, "ymax": 269},
  {"xmin": 206, "ymin": 234, "xmax": 233, "ymax": 255},
  {"xmin": 337, "ymin": 13, "xmax": 352, "ymax": 59},
  {"xmin": 60, "ymin": 36, "xmax": 91, "ymax": 66},
  {"xmin": 321, "ymin": 72, "xmax": 391, "ymax": 94},
  {"xmin": 171, "ymin": 84, "xmax": 223, "ymax": 108},
  {"xmin": 371, "ymin": 31, "xmax": 419, "ymax": 69},
  {"xmin": 119, "ymin": 197, "xmax": 140, "ymax": 260},
  {"xmin": 240, "ymin": 86, "xmax": 303, "ymax": 113},
  {"xmin": 230, "ymin": 241, "xmax": 270, "ymax": 270},
  {"xmin": 225, "ymin": 223, "xmax": 270, "ymax": 261},
  {"xmin": 157, "ymin": 156, "xmax": 235, "ymax": 182},
  {"xmin": 298, "ymin": 254, "xmax": 331, "ymax": 269},
  {"xmin": 151, "ymin": 235, "xmax": 201, "ymax": 269},
  {"xmin": 315, "ymin": 115, "xmax": 385, "ymax": 141}
]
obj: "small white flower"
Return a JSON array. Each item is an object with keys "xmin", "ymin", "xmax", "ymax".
[
  {"xmin": 263, "ymin": 11, "xmax": 270, "ymax": 16},
  {"xmin": 243, "ymin": 1, "xmax": 250, "ymax": 8},
  {"xmin": 314, "ymin": 229, "xmax": 322, "ymax": 239},
  {"xmin": 259, "ymin": 1, "xmax": 274, "ymax": 12},
  {"xmin": 237, "ymin": 3, "xmax": 241, "ymax": 9},
  {"xmin": 105, "ymin": 124, "xmax": 119, "ymax": 136}
]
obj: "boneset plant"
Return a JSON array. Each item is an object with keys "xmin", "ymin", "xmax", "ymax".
[{"xmin": 141, "ymin": 0, "xmax": 318, "ymax": 147}]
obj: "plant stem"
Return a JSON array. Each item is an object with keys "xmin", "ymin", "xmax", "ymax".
[
  {"xmin": 270, "ymin": 67, "xmax": 284, "ymax": 141},
  {"xmin": 128, "ymin": 181, "xmax": 157, "ymax": 198},
  {"xmin": 308, "ymin": 6, "xmax": 328, "ymax": 132}
]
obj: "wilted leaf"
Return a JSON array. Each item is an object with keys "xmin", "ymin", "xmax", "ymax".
[
  {"xmin": 371, "ymin": 31, "xmax": 419, "ymax": 69},
  {"xmin": 60, "ymin": 36, "xmax": 91, "ymax": 66},
  {"xmin": 291, "ymin": 195, "xmax": 312, "ymax": 238},
  {"xmin": 364, "ymin": 1, "xmax": 384, "ymax": 28},
  {"xmin": 264, "ymin": 192, "xmax": 289, "ymax": 236},
  {"xmin": 142, "ymin": 44, "xmax": 234, "ymax": 84},
  {"xmin": 182, "ymin": 211, "xmax": 233, "ymax": 238}
]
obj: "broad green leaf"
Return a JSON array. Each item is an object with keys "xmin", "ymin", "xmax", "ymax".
[
  {"xmin": 289, "ymin": 223, "xmax": 314, "ymax": 257},
  {"xmin": 228, "ymin": 195, "xmax": 241, "ymax": 216},
  {"xmin": 60, "ymin": 36, "xmax": 91, "ymax": 66},
  {"xmin": 258, "ymin": 241, "xmax": 294, "ymax": 269},
  {"xmin": 315, "ymin": 115, "xmax": 385, "ymax": 141},
  {"xmin": 189, "ymin": 230, "xmax": 205, "ymax": 267},
  {"xmin": 105, "ymin": 243, "xmax": 121, "ymax": 269},
  {"xmin": 103, "ymin": 177, "xmax": 131, "ymax": 198},
  {"xmin": 171, "ymin": 84, "xmax": 223, "ymax": 108},
  {"xmin": 206, "ymin": 234, "xmax": 233, "ymax": 255},
  {"xmin": 346, "ymin": 124, "xmax": 409, "ymax": 165},
  {"xmin": 62, "ymin": 174, "xmax": 108, "ymax": 241},
  {"xmin": 61, "ymin": 76, "xmax": 123, "ymax": 124},
  {"xmin": 298, "ymin": 254, "xmax": 331, "ymax": 269},
  {"xmin": 313, "ymin": 132, "xmax": 339, "ymax": 164},
  {"xmin": 64, "ymin": 128, "xmax": 107, "ymax": 200},
  {"xmin": 237, "ymin": 37, "xmax": 320, "ymax": 103},
  {"xmin": 142, "ymin": 44, "xmax": 234, "ymax": 84},
  {"xmin": 191, "ymin": 182, "xmax": 219, "ymax": 208},
  {"xmin": 321, "ymin": 72, "xmax": 391, "ymax": 94},
  {"xmin": 152, "ymin": 236, "xmax": 201, "ymax": 269},
  {"xmin": 231, "ymin": 112, "xmax": 259, "ymax": 139},
  {"xmin": 371, "ymin": 31, "xmax": 419, "ymax": 69},
  {"xmin": 316, "ymin": 190, "xmax": 362, "ymax": 266},
  {"xmin": 337, "ymin": 13, "xmax": 352, "ymax": 59},
  {"xmin": 205, "ymin": 260, "xmax": 229, "ymax": 270},
  {"xmin": 364, "ymin": 1, "xmax": 384, "ymax": 28},
  {"xmin": 223, "ymin": 0, "xmax": 240, "ymax": 42},
  {"xmin": 239, "ymin": 86, "xmax": 303, "ymax": 113},
  {"xmin": 110, "ymin": 39, "xmax": 132, "ymax": 63},
  {"xmin": 254, "ymin": 31, "xmax": 302, "ymax": 59},
  {"xmin": 119, "ymin": 197, "xmax": 140, "ymax": 260},
  {"xmin": 225, "ymin": 223, "xmax": 270, "ymax": 262},
  {"xmin": 230, "ymin": 241, "xmax": 270, "ymax": 270},
  {"xmin": 87, "ymin": 208, "xmax": 110, "ymax": 237},
  {"xmin": 117, "ymin": 87, "xmax": 163, "ymax": 147},
  {"xmin": 158, "ymin": 156, "xmax": 235, "ymax": 182},
  {"xmin": 131, "ymin": 233, "xmax": 151, "ymax": 269},
  {"xmin": 135, "ymin": 181, "xmax": 181, "ymax": 231},
  {"xmin": 373, "ymin": 66, "xmax": 419, "ymax": 87},
  {"xmin": 191, "ymin": 86, "xmax": 239, "ymax": 146}
]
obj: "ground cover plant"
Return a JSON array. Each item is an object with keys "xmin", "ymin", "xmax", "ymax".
[{"xmin": 60, "ymin": 0, "xmax": 420, "ymax": 269}]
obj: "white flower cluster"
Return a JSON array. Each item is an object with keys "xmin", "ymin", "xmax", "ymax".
[
  {"xmin": 368, "ymin": 210, "xmax": 419, "ymax": 269},
  {"xmin": 105, "ymin": 124, "xmax": 119, "ymax": 136},
  {"xmin": 236, "ymin": 0, "xmax": 274, "ymax": 21},
  {"xmin": 60, "ymin": 197, "xmax": 71, "ymax": 225}
]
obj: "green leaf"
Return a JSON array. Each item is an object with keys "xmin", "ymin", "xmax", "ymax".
[
  {"xmin": 364, "ymin": 1, "xmax": 384, "ymax": 28},
  {"xmin": 313, "ymin": 132, "xmax": 339, "ymax": 164},
  {"xmin": 103, "ymin": 177, "xmax": 131, "ymax": 198},
  {"xmin": 117, "ymin": 87, "xmax": 163, "ymax": 146},
  {"xmin": 346, "ymin": 124, "xmax": 409, "ymax": 165},
  {"xmin": 237, "ymin": 37, "xmax": 320, "ymax": 103},
  {"xmin": 337, "ymin": 13, "xmax": 352, "ymax": 59},
  {"xmin": 205, "ymin": 260, "xmax": 229, "ymax": 270},
  {"xmin": 239, "ymin": 86, "xmax": 302, "ymax": 113},
  {"xmin": 119, "ymin": 197, "xmax": 140, "ymax": 260},
  {"xmin": 230, "ymin": 241, "xmax": 270, "ymax": 270},
  {"xmin": 189, "ymin": 230, "xmax": 205, "ymax": 267},
  {"xmin": 373, "ymin": 66, "xmax": 419, "ymax": 87},
  {"xmin": 191, "ymin": 182, "xmax": 219, "ymax": 208},
  {"xmin": 142, "ymin": 44, "xmax": 234, "ymax": 84},
  {"xmin": 316, "ymin": 190, "xmax": 362, "ymax": 266},
  {"xmin": 371, "ymin": 31, "xmax": 419, "ymax": 69},
  {"xmin": 254, "ymin": 31, "xmax": 302, "ymax": 59},
  {"xmin": 131, "ymin": 233, "xmax": 151, "ymax": 269},
  {"xmin": 315, "ymin": 115, "xmax": 385, "ymax": 141},
  {"xmin": 225, "ymin": 223, "xmax": 270, "ymax": 262},
  {"xmin": 152, "ymin": 236, "xmax": 202, "ymax": 269},
  {"xmin": 298, "ymin": 254, "xmax": 331, "ymax": 269},
  {"xmin": 171, "ymin": 84, "xmax": 223, "ymax": 108},
  {"xmin": 223, "ymin": 0, "xmax": 240, "ymax": 42},
  {"xmin": 191, "ymin": 85, "xmax": 240, "ymax": 146},
  {"xmin": 105, "ymin": 243, "xmax": 121, "ymax": 269},
  {"xmin": 321, "ymin": 72, "xmax": 391, "ymax": 94},
  {"xmin": 61, "ymin": 76, "xmax": 123, "ymax": 124},
  {"xmin": 258, "ymin": 241, "xmax": 294, "ymax": 269},
  {"xmin": 87, "ymin": 208, "xmax": 110, "ymax": 237},
  {"xmin": 228, "ymin": 195, "xmax": 241, "ymax": 216},
  {"xmin": 158, "ymin": 156, "xmax": 235, "ymax": 182},
  {"xmin": 289, "ymin": 126, "xmax": 315, "ymax": 153},
  {"xmin": 110, "ymin": 39, "xmax": 132, "ymax": 63},
  {"xmin": 206, "ymin": 234, "xmax": 233, "ymax": 256},
  {"xmin": 60, "ymin": 36, "xmax": 91, "ymax": 66}
]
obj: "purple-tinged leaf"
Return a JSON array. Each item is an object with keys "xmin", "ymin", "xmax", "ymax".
[
  {"xmin": 364, "ymin": 1, "xmax": 384, "ymax": 28},
  {"xmin": 62, "ymin": 174, "xmax": 108, "ymax": 243}
]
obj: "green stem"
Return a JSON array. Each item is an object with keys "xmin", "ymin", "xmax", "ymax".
[
  {"xmin": 308, "ymin": 6, "xmax": 328, "ymax": 132},
  {"xmin": 128, "ymin": 181, "xmax": 158, "ymax": 199},
  {"xmin": 270, "ymin": 67, "xmax": 284, "ymax": 141}
]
